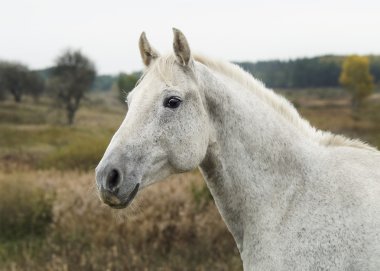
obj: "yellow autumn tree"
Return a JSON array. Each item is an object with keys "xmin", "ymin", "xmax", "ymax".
[{"xmin": 339, "ymin": 55, "xmax": 374, "ymax": 108}]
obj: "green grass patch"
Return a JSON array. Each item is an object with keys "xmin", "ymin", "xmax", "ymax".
[
  {"xmin": 0, "ymin": 125, "xmax": 72, "ymax": 148},
  {"xmin": 0, "ymin": 125, "xmax": 114, "ymax": 171},
  {"xmin": 38, "ymin": 134, "xmax": 110, "ymax": 171}
]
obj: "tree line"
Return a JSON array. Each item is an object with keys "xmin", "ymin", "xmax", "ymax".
[
  {"xmin": 236, "ymin": 55, "xmax": 380, "ymax": 89},
  {"xmin": 117, "ymin": 55, "xmax": 380, "ymax": 96}
]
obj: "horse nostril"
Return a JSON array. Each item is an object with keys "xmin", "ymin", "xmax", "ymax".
[{"xmin": 106, "ymin": 169, "xmax": 120, "ymax": 192}]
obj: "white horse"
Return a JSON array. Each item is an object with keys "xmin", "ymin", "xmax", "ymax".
[{"xmin": 96, "ymin": 29, "xmax": 380, "ymax": 270}]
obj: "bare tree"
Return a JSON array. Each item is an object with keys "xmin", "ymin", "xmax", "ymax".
[{"xmin": 50, "ymin": 49, "xmax": 96, "ymax": 125}]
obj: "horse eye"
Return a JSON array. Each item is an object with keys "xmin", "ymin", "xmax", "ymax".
[{"xmin": 164, "ymin": 96, "xmax": 182, "ymax": 109}]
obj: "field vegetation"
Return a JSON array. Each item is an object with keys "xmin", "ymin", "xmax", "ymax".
[{"xmin": 0, "ymin": 87, "xmax": 379, "ymax": 270}]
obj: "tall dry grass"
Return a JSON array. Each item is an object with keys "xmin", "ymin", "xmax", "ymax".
[{"xmin": 0, "ymin": 170, "xmax": 241, "ymax": 271}]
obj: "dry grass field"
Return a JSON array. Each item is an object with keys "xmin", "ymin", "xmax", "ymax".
[{"xmin": 0, "ymin": 89, "xmax": 379, "ymax": 270}]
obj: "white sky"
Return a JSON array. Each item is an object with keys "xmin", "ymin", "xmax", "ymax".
[{"xmin": 0, "ymin": 0, "xmax": 379, "ymax": 74}]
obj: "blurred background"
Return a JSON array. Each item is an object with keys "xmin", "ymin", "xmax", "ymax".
[{"xmin": 0, "ymin": 0, "xmax": 379, "ymax": 270}]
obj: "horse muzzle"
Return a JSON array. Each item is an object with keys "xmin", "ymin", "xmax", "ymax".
[{"xmin": 96, "ymin": 166, "xmax": 140, "ymax": 209}]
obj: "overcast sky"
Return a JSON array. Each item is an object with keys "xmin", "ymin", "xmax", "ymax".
[{"xmin": 1, "ymin": 0, "xmax": 379, "ymax": 74}]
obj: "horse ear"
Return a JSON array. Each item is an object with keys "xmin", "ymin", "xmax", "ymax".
[
  {"xmin": 172, "ymin": 28, "xmax": 192, "ymax": 66},
  {"xmin": 139, "ymin": 32, "xmax": 160, "ymax": 67}
]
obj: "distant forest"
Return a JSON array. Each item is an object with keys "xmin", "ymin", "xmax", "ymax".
[
  {"xmin": 37, "ymin": 55, "xmax": 380, "ymax": 91},
  {"xmin": 236, "ymin": 55, "xmax": 380, "ymax": 89}
]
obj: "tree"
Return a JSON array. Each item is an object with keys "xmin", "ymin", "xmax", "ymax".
[
  {"xmin": 339, "ymin": 55, "xmax": 374, "ymax": 108},
  {"xmin": 117, "ymin": 72, "xmax": 140, "ymax": 102},
  {"xmin": 369, "ymin": 55, "xmax": 380, "ymax": 84},
  {"xmin": 0, "ymin": 76, "xmax": 5, "ymax": 101},
  {"xmin": 50, "ymin": 49, "xmax": 96, "ymax": 125},
  {"xmin": 0, "ymin": 61, "xmax": 44, "ymax": 102},
  {"xmin": 0, "ymin": 61, "xmax": 29, "ymax": 102}
]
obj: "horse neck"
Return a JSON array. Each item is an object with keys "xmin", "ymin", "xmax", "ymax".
[{"xmin": 197, "ymin": 66, "xmax": 318, "ymax": 252}]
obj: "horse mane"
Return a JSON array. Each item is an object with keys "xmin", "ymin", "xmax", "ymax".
[{"xmin": 152, "ymin": 54, "xmax": 376, "ymax": 151}]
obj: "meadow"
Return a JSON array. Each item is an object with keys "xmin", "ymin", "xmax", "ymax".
[{"xmin": 0, "ymin": 88, "xmax": 379, "ymax": 270}]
